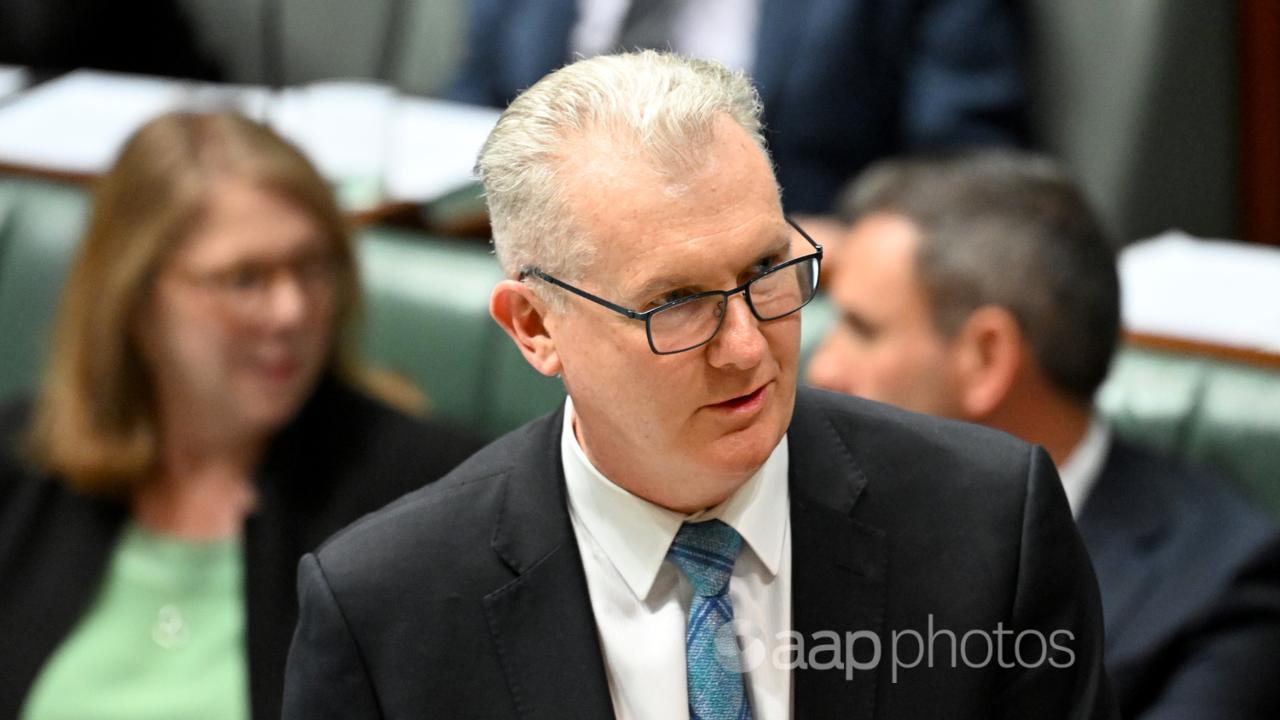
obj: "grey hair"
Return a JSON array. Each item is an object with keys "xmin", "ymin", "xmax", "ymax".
[
  {"xmin": 838, "ymin": 151, "xmax": 1120, "ymax": 404},
  {"xmin": 475, "ymin": 50, "xmax": 768, "ymax": 308}
]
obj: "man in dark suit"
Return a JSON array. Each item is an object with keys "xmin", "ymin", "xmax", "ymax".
[
  {"xmin": 284, "ymin": 52, "xmax": 1114, "ymax": 719},
  {"xmin": 446, "ymin": 0, "xmax": 1029, "ymax": 214},
  {"xmin": 807, "ymin": 151, "xmax": 1280, "ymax": 719}
]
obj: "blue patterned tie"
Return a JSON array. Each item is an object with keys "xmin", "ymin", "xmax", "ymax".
[{"xmin": 667, "ymin": 520, "xmax": 752, "ymax": 720}]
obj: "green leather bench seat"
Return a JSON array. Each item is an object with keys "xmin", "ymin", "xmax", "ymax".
[
  {"xmin": 356, "ymin": 226, "xmax": 563, "ymax": 438},
  {"xmin": 0, "ymin": 174, "xmax": 1277, "ymax": 520},
  {"xmin": 0, "ymin": 178, "xmax": 90, "ymax": 402},
  {"xmin": 1098, "ymin": 348, "xmax": 1280, "ymax": 516}
]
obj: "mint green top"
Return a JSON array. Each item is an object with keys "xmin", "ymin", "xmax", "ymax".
[{"xmin": 21, "ymin": 523, "xmax": 250, "ymax": 720}]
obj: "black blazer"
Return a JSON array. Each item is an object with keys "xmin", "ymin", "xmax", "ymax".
[
  {"xmin": 0, "ymin": 376, "xmax": 481, "ymax": 720},
  {"xmin": 1078, "ymin": 439, "xmax": 1280, "ymax": 719},
  {"xmin": 284, "ymin": 387, "xmax": 1116, "ymax": 718}
]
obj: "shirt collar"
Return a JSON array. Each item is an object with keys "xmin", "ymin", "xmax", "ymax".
[
  {"xmin": 1058, "ymin": 415, "xmax": 1111, "ymax": 518},
  {"xmin": 560, "ymin": 396, "xmax": 789, "ymax": 601}
]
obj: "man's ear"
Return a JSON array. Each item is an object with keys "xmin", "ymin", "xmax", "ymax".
[
  {"xmin": 951, "ymin": 305, "xmax": 1023, "ymax": 420},
  {"xmin": 490, "ymin": 280, "xmax": 563, "ymax": 377}
]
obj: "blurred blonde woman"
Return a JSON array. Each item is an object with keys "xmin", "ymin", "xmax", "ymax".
[{"xmin": 0, "ymin": 111, "xmax": 478, "ymax": 720}]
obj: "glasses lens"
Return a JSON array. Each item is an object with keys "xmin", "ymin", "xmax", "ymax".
[
  {"xmin": 648, "ymin": 294, "xmax": 725, "ymax": 353},
  {"xmin": 749, "ymin": 257, "xmax": 818, "ymax": 320}
]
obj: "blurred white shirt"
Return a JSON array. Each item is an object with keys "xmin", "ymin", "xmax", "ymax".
[
  {"xmin": 571, "ymin": 0, "xmax": 762, "ymax": 74},
  {"xmin": 1059, "ymin": 415, "xmax": 1111, "ymax": 518},
  {"xmin": 561, "ymin": 395, "xmax": 792, "ymax": 719}
]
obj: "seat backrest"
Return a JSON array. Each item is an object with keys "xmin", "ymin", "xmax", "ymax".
[
  {"xmin": 9, "ymin": 174, "xmax": 1270, "ymax": 490},
  {"xmin": 355, "ymin": 226, "xmax": 564, "ymax": 437},
  {"xmin": 0, "ymin": 177, "xmax": 89, "ymax": 403},
  {"xmin": 1097, "ymin": 347, "xmax": 1280, "ymax": 516}
]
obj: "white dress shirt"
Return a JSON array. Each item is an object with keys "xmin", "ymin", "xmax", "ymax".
[
  {"xmin": 561, "ymin": 396, "xmax": 792, "ymax": 719},
  {"xmin": 1057, "ymin": 415, "xmax": 1112, "ymax": 518},
  {"xmin": 570, "ymin": 0, "xmax": 762, "ymax": 74}
]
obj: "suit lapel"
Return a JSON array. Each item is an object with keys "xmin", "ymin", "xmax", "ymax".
[
  {"xmin": 1075, "ymin": 441, "xmax": 1171, "ymax": 654},
  {"xmin": 480, "ymin": 390, "xmax": 891, "ymax": 718},
  {"xmin": 481, "ymin": 407, "xmax": 615, "ymax": 719},
  {"xmin": 788, "ymin": 389, "xmax": 887, "ymax": 719}
]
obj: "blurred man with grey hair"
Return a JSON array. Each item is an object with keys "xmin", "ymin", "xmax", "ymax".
[
  {"xmin": 284, "ymin": 53, "xmax": 1115, "ymax": 719},
  {"xmin": 809, "ymin": 150, "xmax": 1280, "ymax": 719}
]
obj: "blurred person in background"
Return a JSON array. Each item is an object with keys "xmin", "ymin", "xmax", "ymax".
[
  {"xmin": 0, "ymin": 111, "xmax": 479, "ymax": 720},
  {"xmin": 807, "ymin": 151, "xmax": 1280, "ymax": 719},
  {"xmin": 447, "ymin": 0, "xmax": 1030, "ymax": 216}
]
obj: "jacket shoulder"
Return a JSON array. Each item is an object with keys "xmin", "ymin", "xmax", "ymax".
[
  {"xmin": 1107, "ymin": 438, "xmax": 1280, "ymax": 561},
  {"xmin": 797, "ymin": 386, "xmax": 1036, "ymax": 489},
  {"xmin": 0, "ymin": 396, "xmax": 41, "ymax": 516},
  {"xmin": 309, "ymin": 409, "xmax": 560, "ymax": 592}
]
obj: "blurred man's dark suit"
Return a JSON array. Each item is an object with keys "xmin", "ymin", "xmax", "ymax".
[
  {"xmin": 284, "ymin": 388, "xmax": 1116, "ymax": 718},
  {"xmin": 446, "ymin": 0, "xmax": 1029, "ymax": 213},
  {"xmin": 1078, "ymin": 439, "xmax": 1280, "ymax": 719}
]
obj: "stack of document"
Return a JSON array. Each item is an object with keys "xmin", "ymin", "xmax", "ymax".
[
  {"xmin": 1121, "ymin": 231, "xmax": 1280, "ymax": 353},
  {"xmin": 0, "ymin": 70, "xmax": 501, "ymax": 211}
]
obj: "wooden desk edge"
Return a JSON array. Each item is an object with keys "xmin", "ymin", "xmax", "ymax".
[
  {"xmin": 1124, "ymin": 331, "xmax": 1280, "ymax": 370},
  {"xmin": 1, "ymin": 161, "xmax": 439, "ymax": 230}
]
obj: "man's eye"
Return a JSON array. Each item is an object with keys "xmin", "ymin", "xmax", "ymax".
[
  {"xmin": 648, "ymin": 289, "xmax": 692, "ymax": 308},
  {"xmin": 752, "ymin": 254, "xmax": 783, "ymax": 275}
]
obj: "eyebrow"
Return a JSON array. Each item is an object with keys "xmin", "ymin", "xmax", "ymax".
[{"xmin": 629, "ymin": 235, "xmax": 794, "ymax": 301}]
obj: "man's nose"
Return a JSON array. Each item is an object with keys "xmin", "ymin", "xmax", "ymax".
[{"xmin": 706, "ymin": 294, "xmax": 767, "ymax": 370}]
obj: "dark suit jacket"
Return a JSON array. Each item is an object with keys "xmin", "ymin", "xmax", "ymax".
[
  {"xmin": 0, "ymin": 376, "xmax": 480, "ymax": 720},
  {"xmin": 284, "ymin": 387, "xmax": 1116, "ymax": 718},
  {"xmin": 1078, "ymin": 439, "xmax": 1280, "ymax": 719},
  {"xmin": 447, "ymin": 0, "xmax": 1029, "ymax": 213}
]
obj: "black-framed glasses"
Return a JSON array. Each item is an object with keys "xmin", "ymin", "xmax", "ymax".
[{"xmin": 520, "ymin": 217, "xmax": 823, "ymax": 354}]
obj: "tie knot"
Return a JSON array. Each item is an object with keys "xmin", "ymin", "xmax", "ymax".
[{"xmin": 667, "ymin": 520, "xmax": 743, "ymax": 597}]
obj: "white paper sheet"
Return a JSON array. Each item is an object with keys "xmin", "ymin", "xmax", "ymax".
[
  {"xmin": 384, "ymin": 96, "xmax": 500, "ymax": 202},
  {"xmin": 1120, "ymin": 231, "xmax": 1280, "ymax": 352},
  {"xmin": 0, "ymin": 70, "xmax": 499, "ymax": 208},
  {"xmin": 0, "ymin": 70, "xmax": 271, "ymax": 173}
]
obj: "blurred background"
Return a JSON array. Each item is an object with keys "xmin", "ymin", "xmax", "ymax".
[
  {"xmin": 1, "ymin": 4, "xmax": 1279, "ymax": 718},
  {"xmin": 0, "ymin": 0, "xmax": 1277, "ymax": 486},
  {"xmin": 3, "ymin": 0, "xmax": 1275, "ymax": 244}
]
